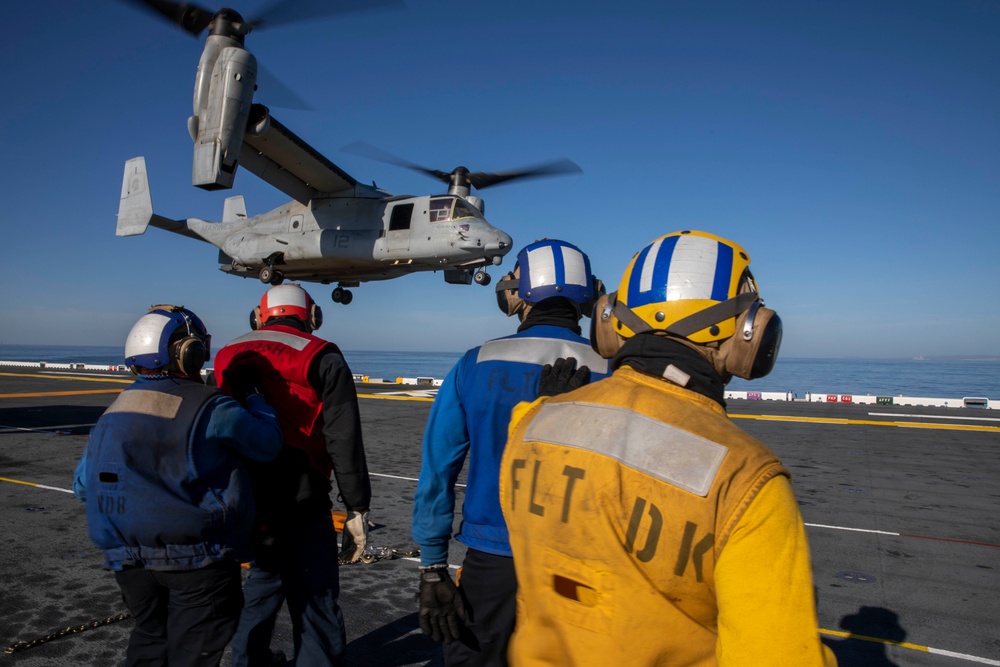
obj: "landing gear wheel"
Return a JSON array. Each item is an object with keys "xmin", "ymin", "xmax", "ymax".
[
  {"xmin": 473, "ymin": 270, "xmax": 491, "ymax": 286},
  {"xmin": 332, "ymin": 287, "xmax": 354, "ymax": 304},
  {"xmin": 260, "ymin": 267, "xmax": 284, "ymax": 285}
]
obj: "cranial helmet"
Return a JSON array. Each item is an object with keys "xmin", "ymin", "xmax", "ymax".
[
  {"xmin": 495, "ymin": 239, "xmax": 602, "ymax": 319},
  {"xmin": 591, "ymin": 230, "xmax": 782, "ymax": 380},
  {"xmin": 250, "ymin": 283, "xmax": 322, "ymax": 332},
  {"xmin": 124, "ymin": 305, "xmax": 211, "ymax": 376}
]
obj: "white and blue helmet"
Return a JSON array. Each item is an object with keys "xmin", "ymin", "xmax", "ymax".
[
  {"xmin": 496, "ymin": 239, "xmax": 601, "ymax": 317},
  {"xmin": 124, "ymin": 305, "xmax": 211, "ymax": 375}
]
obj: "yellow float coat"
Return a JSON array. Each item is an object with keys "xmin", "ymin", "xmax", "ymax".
[{"xmin": 499, "ymin": 367, "xmax": 836, "ymax": 666}]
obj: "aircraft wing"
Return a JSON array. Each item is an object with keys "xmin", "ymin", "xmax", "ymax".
[{"xmin": 241, "ymin": 105, "xmax": 359, "ymax": 204}]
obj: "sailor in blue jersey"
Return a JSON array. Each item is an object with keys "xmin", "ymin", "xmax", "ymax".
[
  {"xmin": 413, "ymin": 240, "xmax": 609, "ymax": 666},
  {"xmin": 73, "ymin": 305, "xmax": 282, "ymax": 667}
]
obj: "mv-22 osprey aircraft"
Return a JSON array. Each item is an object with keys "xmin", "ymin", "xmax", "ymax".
[{"xmin": 117, "ymin": 0, "xmax": 581, "ymax": 304}]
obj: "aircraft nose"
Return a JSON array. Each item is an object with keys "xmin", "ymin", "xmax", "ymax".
[{"xmin": 485, "ymin": 230, "xmax": 513, "ymax": 264}]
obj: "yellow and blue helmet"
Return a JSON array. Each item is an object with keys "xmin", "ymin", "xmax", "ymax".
[{"xmin": 613, "ymin": 230, "xmax": 757, "ymax": 344}]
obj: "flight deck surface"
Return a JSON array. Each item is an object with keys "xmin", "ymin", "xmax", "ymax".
[{"xmin": 1, "ymin": 367, "xmax": 997, "ymax": 666}]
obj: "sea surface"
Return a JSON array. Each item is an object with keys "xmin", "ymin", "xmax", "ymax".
[{"xmin": 1, "ymin": 344, "xmax": 997, "ymax": 399}]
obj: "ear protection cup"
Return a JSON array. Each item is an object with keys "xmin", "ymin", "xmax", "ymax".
[
  {"xmin": 143, "ymin": 305, "xmax": 210, "ymax": 376},
  {"xmin": 495, "ymin": 270, "xmax": 526, "ymax": 318},
  {"xmin": 307, "ymin": 302, "xmax": 323, "ymax": 332},
  {"xmin": 250, "ymin": 306, "xmax": 263, "ymax": 331},
  {"xmin": 589, "ymin": 292, "xmax": 625, "ymax": 359},
  {"xmin": 721, "ymin": 301, "xmax": 783, "ymax": 379},
  {"xmin": 747, "ymin": 308, "xmax": 782, "ymax": 379},
  {"xmin": 173, "ymin": 336, "xmax": 208, "ymax": 376},
  {"xmin": 580, "ymin": 277, "xmax": 605, "ymax": 318}
]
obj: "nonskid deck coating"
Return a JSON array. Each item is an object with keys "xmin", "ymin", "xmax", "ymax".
[{"xmin": 0, "ymin": 368, "xmax": 997, "ymax": 666}]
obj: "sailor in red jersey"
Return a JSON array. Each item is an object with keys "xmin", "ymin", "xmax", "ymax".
[{"xmin": 214, "ymin": 283, "xmax": 371, "ymax": 667}]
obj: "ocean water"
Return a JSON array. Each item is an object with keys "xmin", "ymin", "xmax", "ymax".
[
  {"xmin": 1, "ymin": 344, "xmax": 997, "ymax": 399},
  {"xmin": 0, "ymin": 345, "xmax": 463, "ymax": 385},
  {"xmin": 727, "ymin": 357, "xmax": 999, "ymax": 399}
]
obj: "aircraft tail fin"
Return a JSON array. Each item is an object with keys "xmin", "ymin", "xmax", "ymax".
[
  {"xmin": 222, "ymin": 195, "xmax": 248, "ymax": 222},
  {"xmin": 117, "ymin": 157, "xmax": 153, "ymax": 236}
]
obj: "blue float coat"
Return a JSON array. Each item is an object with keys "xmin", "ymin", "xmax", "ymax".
[
  {"xmin": 74, "ymin": 376, "xmax": 282, "ymax": 570},
  {"xmin": 412, "ymin": 325, "xmax": 609, "ymax": 567}
]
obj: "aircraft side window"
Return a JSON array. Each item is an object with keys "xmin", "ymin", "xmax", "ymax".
[
  {"xmin": 429, "ymin": 197, "xmax": 453, "ymax": 222},
  {"xmin": 389, "ymin": 203, "xmax": 414, "ymax": 231}
]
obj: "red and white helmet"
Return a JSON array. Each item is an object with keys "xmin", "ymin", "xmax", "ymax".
[{"xmin": 251, "ymin": 284, "xmax": 323, "ymax": 331}]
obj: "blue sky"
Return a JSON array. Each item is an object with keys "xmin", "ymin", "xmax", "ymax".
[{"xmin": 1, "ymin": 0, "xmax": 997, "ymax": 358}]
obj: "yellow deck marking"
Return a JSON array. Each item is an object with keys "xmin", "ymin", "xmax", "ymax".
[
  {"xmin": 819, "ymin": 628, "xmax": 1000, "ymax": 665},
  {"xmin": 0, "ymin": 371, "xmax": 127, "ymax": 399},
  {"xmin": 3, "ymin": 370, "xmax": 994, "ymax": 428},
  {"xmin": 821, "ymin": 628, "xmax": 929, "ymax": 652},
  {"xmin": 0, "ymin": 371, "xmax": 131, "ymax": 385},
  {"xmin": 0, "ymin": 389, "xmax": 123, "ymax": 399},
  {"xmin": 730, "ymin": 413, "xmax": 1000, "ymax": 433},
  {"xmin": 0, "ymin": 476, "xmax": 74, "ymax": 494},
  {"xmin": 358, "ymin": 394, "xmax": 434, "ymax": 402}
]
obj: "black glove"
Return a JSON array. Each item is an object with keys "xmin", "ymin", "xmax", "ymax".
[
  {"xmin": 539, "ymin": 357, "xmax": 591, "ymax": 397},
  {"xmin": 223, "ymin": 365, "xmax": 262, "ymax": 405},
  {"xmin": 417, "ymin": 566, "xmax": 466, "ymax": 644}
]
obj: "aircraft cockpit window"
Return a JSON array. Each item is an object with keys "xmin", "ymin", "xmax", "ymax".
[
  {"xmin": 430, "ymin": 197, "xmax": 483, "ymax": 222},
  {"xmin": 429, "ymin": 198, "xmax": 452, "ymax": 222},
  {"xmin": 452, "ymin": 199, "xmax": 482, "ymax": 220}
]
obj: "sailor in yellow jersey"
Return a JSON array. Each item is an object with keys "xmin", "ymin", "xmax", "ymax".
[{"xmin": 499, "ymin": 230, "xmax": 836, "ymax": 666}]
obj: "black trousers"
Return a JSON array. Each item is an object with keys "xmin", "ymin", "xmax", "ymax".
[
  {"xmin": 115, "ymin": 560, "xmax": 243, "ymax": 667},
  {"xmin": 443, "ymin": 548, "xmax": 517, "ymax": 667}
]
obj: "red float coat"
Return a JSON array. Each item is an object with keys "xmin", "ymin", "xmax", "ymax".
[{"xmin": 214, "ymin": 325, "xmax": 332, "ymax": 478}]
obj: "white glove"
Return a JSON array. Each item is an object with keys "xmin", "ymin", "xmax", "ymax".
[{"xmin": 339, "ymin": 510, "xmax": 369, "ymax": 564}]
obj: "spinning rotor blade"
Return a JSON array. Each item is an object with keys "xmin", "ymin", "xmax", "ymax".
[
  {"xmin": 127, "ymin": 0, "xmax": 404, "ymax": 36},
  {"xmin": 341, "ymin": 142, "xmax": 583, "ymax": 192},
  {"xmin": 256, "ymin": 66, "xmax": 312, "ymax": 110},
  {"xmin": 129, "ymin": 0, "xmax": 217, "ymax": 36},
  {"xmin": 341, "ymin": 141, "xmax": 451, "ymax": 182},
  {"xmin": 466, "ymin": 159, "xmax": 583, "ymax": 190},
  {"xmin": 127, "ymin": 0, "xmax": 404, "ymax": 108},
  {"xmin": 251, "ymin": 0, "xmax": 405, "ymax": 29}
]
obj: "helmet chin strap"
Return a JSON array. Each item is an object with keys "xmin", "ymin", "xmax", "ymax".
[{"xmin": 613, "ymin": 291, "xmax": 759, "ymax": 339}]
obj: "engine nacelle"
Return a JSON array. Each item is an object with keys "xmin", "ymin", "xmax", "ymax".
[
  {"xmin": 465, "ymin": 196, "xmax": 485, "ymax": 214},
  {"xmin": 190, "ymin": 41, "xmax": 257, "ymax": 191}
]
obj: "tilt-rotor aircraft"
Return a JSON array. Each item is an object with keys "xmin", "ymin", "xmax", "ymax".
[{"xmin": 117, "ymin": 0, "xmax": 581, "ymax": 304}]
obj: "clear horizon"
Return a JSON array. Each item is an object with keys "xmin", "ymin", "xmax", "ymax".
[
  {"xmin": 2, "ymin": 1, "xmax": 997, "ymax": 358},
  {"xmin": 1, "ymin": 342, "xmax": 998, "ymax": 363}
]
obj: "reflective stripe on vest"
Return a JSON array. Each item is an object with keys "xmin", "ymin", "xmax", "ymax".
[
  {"xmin": 103, "ymin": 390, "xmax": 183, "ymax": 419},
  {"xmin": 228, "ymin": 329, "xmax": 311, "ymax": 351},
  {"xmin": 476, "ymin": 337, "xmax": 609, "ymax": 375},
  {"xmin": 521, "ymin": 401, "xmax": 727, "ymax": 497}
]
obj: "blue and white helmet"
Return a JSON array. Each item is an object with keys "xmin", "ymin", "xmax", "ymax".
[
  {"xmin": 496, "ymin": 239, "xmax": 601, "ymax": 317},
  {"xmin": 124, "ymin": 305, "xmax": 211, "ymax": 375}
]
